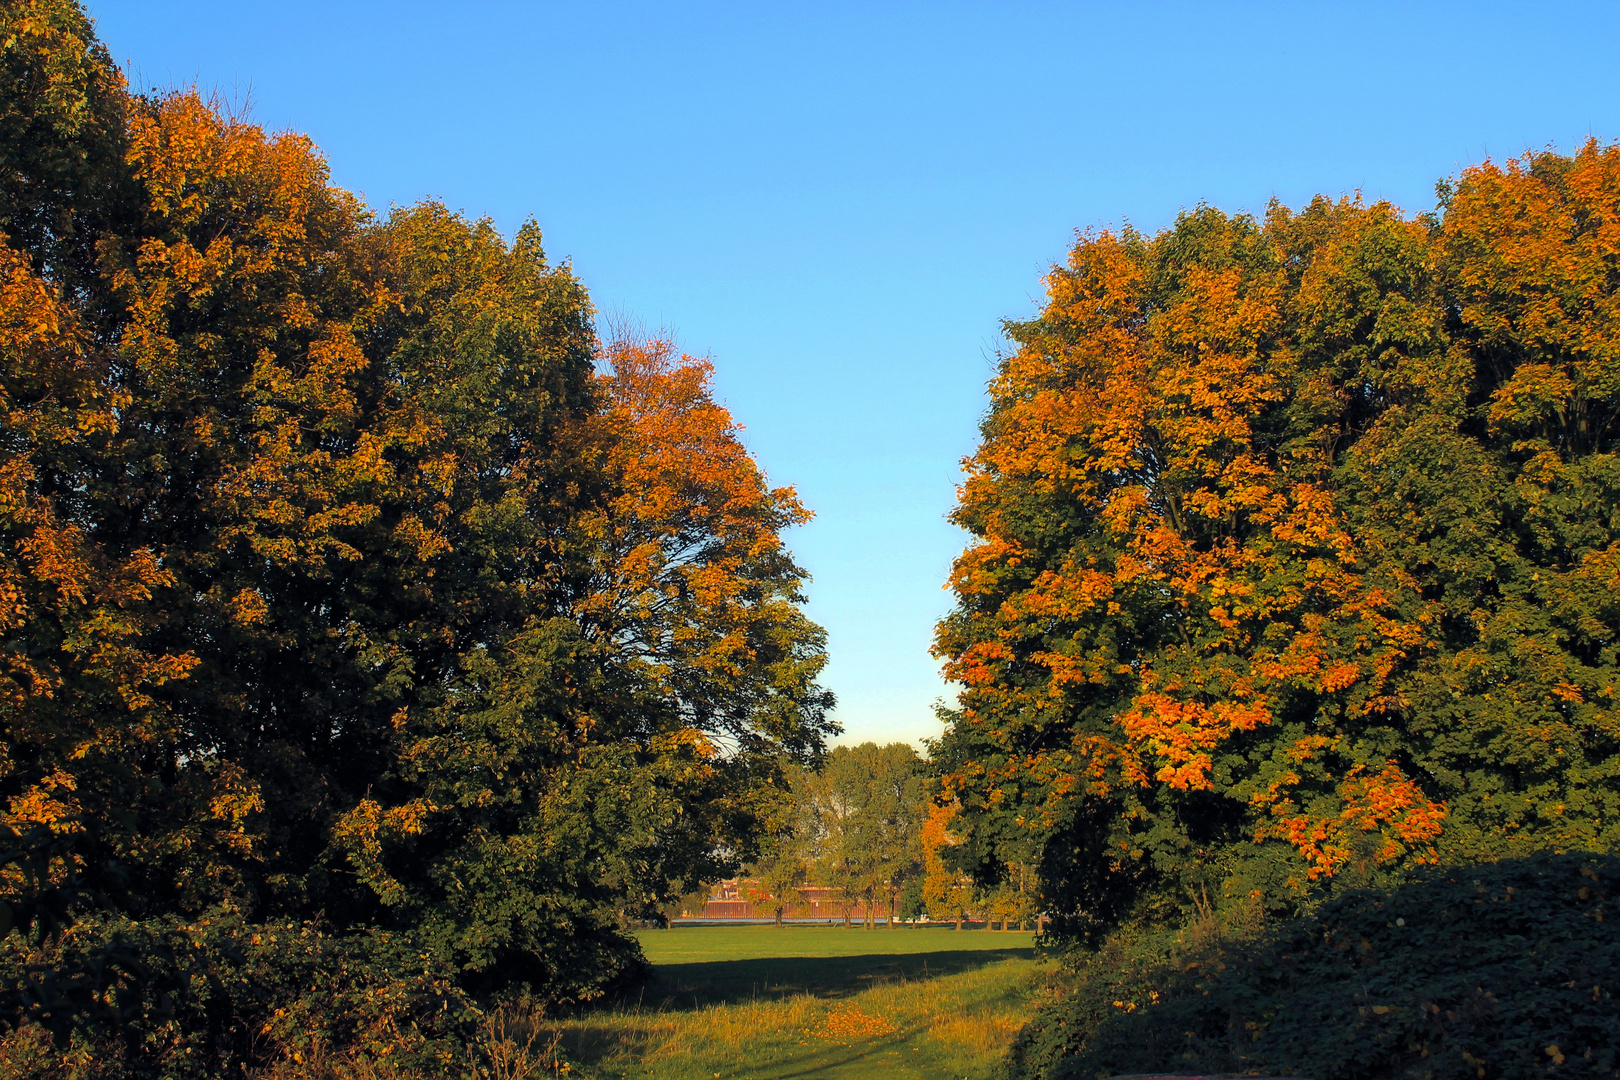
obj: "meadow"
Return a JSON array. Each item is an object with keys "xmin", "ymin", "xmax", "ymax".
[{"xmin": 542, "ymin": 925, "xmax": 1046, "ymax": 1080}]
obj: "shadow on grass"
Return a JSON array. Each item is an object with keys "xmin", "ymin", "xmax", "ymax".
[
  {"xmin": 643, "ymin": 947, "xmax": 1035, "ymax": 1008},
  {"xmin": 562, "ymin": 956, "xmax": 1036, "ymax": 1079}
]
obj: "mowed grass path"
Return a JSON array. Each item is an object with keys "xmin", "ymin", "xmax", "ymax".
[{"xmin": 548, "ymin": 925, "xmax": 1046, "ymax": 1080}]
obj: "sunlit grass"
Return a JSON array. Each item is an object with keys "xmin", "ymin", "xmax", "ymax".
[
  {"xmin": 637, "ymin": 923, "xmax": 1035, "ymax": 963},
  {"xmin": 544, "ymin": 926, "xmax": 1047, "ymax": 1080}
]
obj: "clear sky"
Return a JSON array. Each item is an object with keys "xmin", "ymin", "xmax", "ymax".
[{"xmin": 87, "ymin": 1, "xmax": 1620, "ymax": 748}]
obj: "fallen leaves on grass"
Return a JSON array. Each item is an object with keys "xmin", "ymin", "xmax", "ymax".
[{"xmin": 817, "ymin": 1005, "xmax": 896, "ymax": 1041}]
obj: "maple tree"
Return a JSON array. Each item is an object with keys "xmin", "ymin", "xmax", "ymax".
[
  {"xmin": 0, "ymin": 0, "xmax": 833, "ymax": 1069},
  {"xmin": 325, "ymin": 330, "xmax": 833, "ymax": 996},
  {"xmin": 936, "ymin": 144, "xmax": 1620, "ymax": 940}
]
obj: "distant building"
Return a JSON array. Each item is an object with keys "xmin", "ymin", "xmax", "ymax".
[{"xmin": 682, "ymin": 879, "xmax": 886, "ymax": 921}]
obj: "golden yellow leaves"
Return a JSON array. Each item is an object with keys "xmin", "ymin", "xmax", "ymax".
[
  {"xmin": 0, "ymin": 230, "xmax": 200, "ymax": 718},
  {"xmin": 205, "ymin": 761, "xmax": 268, "ymax": 858},
  {"xmin": 229, "ymin": 588, "xmax": 269, "ymax": 626},
  {"xmin": 1448, "ymin": 141, "xmax": 1620, "ymax": 455},
  {"xmin": 817, "ymin": 1005, "xmax": 895, "ymax": 1040},
  {"xmin": 920, "ymin": 799, "xmax": 975, "ymax": 921},
  {"xmin": 0, "ymin": 0, "xmax": 124, "ymax": 143},
  {"xmin": 126, "ymin": 92, "xmax": 330, "ymax": 239},
  {"xmin": 1119, "ymin": 693, "xmax": 1270, "ymax": 791},
  {"xmin": 5, "ymin": 767, "xmax": 81, "ymax": 834},
  {"xmin": 0, "ymin": 768, "xmax": 84, "ymax": 897}
]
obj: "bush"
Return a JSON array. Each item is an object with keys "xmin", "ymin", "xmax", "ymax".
[
  {"xmin": 0, "ymin": 911, "xmax": 480, "ymax": 1079},
  {"xmin": 1008, "ymin": 854, "xmax": 1620, "ymax": 1080}
]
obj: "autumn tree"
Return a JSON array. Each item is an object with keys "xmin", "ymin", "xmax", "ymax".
[
  {"xmin": 920, "ymin": 799, "xmax": 975, "ymax": 930},
  {"xmin": 0, "ymin": 0, "xmax": 211, "ymax": 935},
  {"xmin": 328, "ymin": 330, "xmax": 833, "ymax": 994},
  {"xmin": 935, "ymin": 143, "xmax": 1620, "ymax": 944},
  {"xmin": 0, "ymin": 0, "xmax": 834, "ymax": 1067}
]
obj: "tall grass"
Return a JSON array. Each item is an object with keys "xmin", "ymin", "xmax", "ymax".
[
  {"xmin": 547, "ymin": 956, "xmax": 1045, "ymax": 1079},
  {"xmin": 241, "ymin": 933, "xmax": 1046, "ymax": 1080}
]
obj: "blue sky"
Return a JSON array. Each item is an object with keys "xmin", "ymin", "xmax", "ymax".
[{"xmin": 89, "ymin": 1, "xmax": 1620, "ymax": 747}]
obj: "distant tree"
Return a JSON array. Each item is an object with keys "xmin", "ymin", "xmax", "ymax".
[
  {"xmin": 798, "ymin": 743, "xmax": 924, "ymax": 927},
  {"xmin": 897, "ymin": 877, "xmax": 925, "ymax": 922},
  {"xmin": 985, "ymin": 862, "xmax": 1038, "ymax": 931},
  {"xmin": 799, "ymin": 757, "xmax": 864, "ymax": 926},
  {"xmin": 743, "ymin": 787, "xmax": 811, "ymax": 927},
  {"xmin": 854, "ymin": 743, "xmax": 927, "ymax": 928},
  {"xmin": 656, "ymin": 882, "xmax": 717, "ymax": 925},
  {"xmin": 742, "ymin": 862, "xmax": 804, "ymax": 926}
]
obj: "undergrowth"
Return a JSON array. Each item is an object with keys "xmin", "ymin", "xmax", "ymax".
[{"xmin": 1007, "ymin": 853, "xmax": 1620, "ymax": 1080}]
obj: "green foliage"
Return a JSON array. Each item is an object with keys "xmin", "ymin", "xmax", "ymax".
[
  {"xmin": 935, "ymin": 146, "xmax": 1620, "ymax": 944},
  {"xmin": 1007, "ymin": 854, "xmax": 1620, "ymax": 1080},
  {"xmin": 0, "ymin": 910, "xmax": 478, "ymax": 1079},
  {"xmin": 744, "ymin": 836, "xmax": 809, "ymax": 925},
  {"xmin": 897, "ymin": 877, "xmax": 925, "ymax": 921},
  {"xmin": 797, "ymin": 743, "xmax": 926, "ymax": 924},
  {"xmin": 0, "ymin": 1, "xmax": 832, "ymax": 1071}
]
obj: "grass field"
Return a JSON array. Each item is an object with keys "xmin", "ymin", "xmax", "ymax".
[{"xmin": 544, "ymin": 925, "xmax": 1046, "ymax": 1080}]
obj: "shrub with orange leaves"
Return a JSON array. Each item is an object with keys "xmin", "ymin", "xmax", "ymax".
[{"xmin": 937, "ymin": 145, "xmax": 1620, "ymax": 940}]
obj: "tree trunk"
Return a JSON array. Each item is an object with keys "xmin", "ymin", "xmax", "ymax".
[
  {"xmin": 889, "ymin": 894, "xmax": 896, "ymax": 928},
  {"xmin": 954, "ymin": 910, "xmax": 963, "ymax": 931},
  {"xmin": 775, "ymin": 906, "xmax": 784, "ymax": 927}
]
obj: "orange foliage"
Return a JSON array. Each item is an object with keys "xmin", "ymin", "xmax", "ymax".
[
  {"xmin": 920, "ymin": 798, "xmax": 975, "ymax": 923},
  {"xmin": 940, "ymin": 147, "xmax": 1620, "ymax": 934},
  {"xmin": 588, "ymin": 338, "xmax": 813, "ymax": 699},
  {"xmin": 924, "ymin": 159, "xmax": 1620, "ymax": 923}
]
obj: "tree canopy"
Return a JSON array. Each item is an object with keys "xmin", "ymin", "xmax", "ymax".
[
  {"xmin": 0, "ymin": 0, "xmax": 831, "ymax": 1070},
  {"xmin": 935, "ymin": 142, "xmax": 1620, "ymax": 940},
  {"xmin": 801, "ymin": 742, "xmax": 925, "ymax": 926}
]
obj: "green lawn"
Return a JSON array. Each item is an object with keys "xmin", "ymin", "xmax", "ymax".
[
  {"xmin": 548, "ymin": 925, "xmax": 1047, "ymax": 1080},
  {"xmin": 639, "ymin": 924, "xmax": 1035, "ymax": 964}
]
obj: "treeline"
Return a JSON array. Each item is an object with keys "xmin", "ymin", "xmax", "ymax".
[
  {"xmin": 0, "ymin": 3, "xmax": 832, "ymax": 1076},
  {"xmin": 724, "ymin": 742, "xmax": 1038, "ymax": 930},
  {"xmin": 936, "ymin": 141, "xmax": 1620, "ymax": 1075}
]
